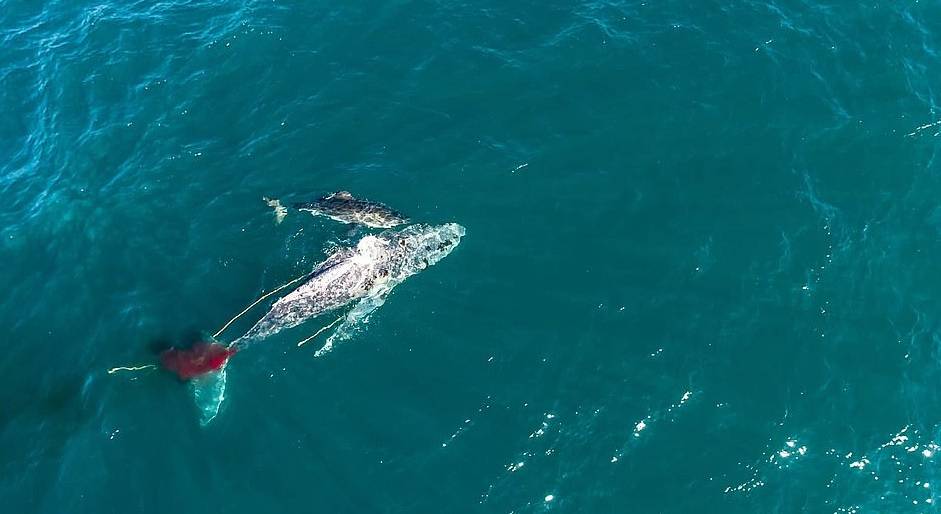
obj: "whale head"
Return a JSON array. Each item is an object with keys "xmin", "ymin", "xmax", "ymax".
[{"xmin": 383, "ymin": 223, "xmax": 465, "ymax": 277}]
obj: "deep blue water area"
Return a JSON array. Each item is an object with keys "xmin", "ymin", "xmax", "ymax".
[{"xmin": 4, "ymin": 1, "xmax": 941, "ymax": 512}]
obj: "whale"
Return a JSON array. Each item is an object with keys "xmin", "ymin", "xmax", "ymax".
[
  {"xmin": 184, "ymin": 223, "xmax": 465, "ymax": 424},
  {"xmin": 294, "ymin": 191, "xmax": 408, "ymax": 228},
  {"xmin": 235, "ymin": 222, "xmax": 463, "ymax": 345}
]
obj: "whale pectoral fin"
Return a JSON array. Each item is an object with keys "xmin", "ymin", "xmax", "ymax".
[
  {"xmin": 191, "ymin": 366, "xmax": 227, "ymax": 426},
  {"xmin": 313, "ymin": 287, "xmax": 393, "ymax": 358},
  {"xmin": 333, "ymin": 191, "xmax": 354, "ymax": 200}
]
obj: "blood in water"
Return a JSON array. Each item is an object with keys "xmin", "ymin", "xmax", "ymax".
[{"xmin": 160, "ymin": 342, "xmax": 236, "ymax": 380}]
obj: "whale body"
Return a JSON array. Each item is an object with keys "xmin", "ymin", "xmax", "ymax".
[
  {"xmin": 192, "ymin": 223, "xmax": 464, "ymax": 425},
  {"xmin": 294, "ymin": 191, "xmax": 409, "ymax": 228},
  {"xmin": 233, "ymin": 222, "xmax": 464, "ymax": 346}
]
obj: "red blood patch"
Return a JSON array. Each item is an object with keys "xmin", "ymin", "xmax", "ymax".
[{"xmin": 160, "ymin": 342, "xmax": 237, "ymax": 380}]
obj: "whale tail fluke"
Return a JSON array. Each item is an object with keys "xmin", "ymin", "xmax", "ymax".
[
  {"xmin": 159, "ymin": 342, "xmax": 237, "ymax": 425},
  {"xmin": 191, "ymin": 367, "xmax": 227, "ymax": 426}
]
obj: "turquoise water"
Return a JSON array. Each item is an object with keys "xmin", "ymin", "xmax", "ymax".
[{"xmin": 4, "ymin": 0, "xmax": 941, "ymax": 511}]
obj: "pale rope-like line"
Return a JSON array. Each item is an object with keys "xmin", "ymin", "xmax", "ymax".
[
  {"xmin": 107, "ymin": 364, "xmax": 157, "ymax": 374},
  {"xmin": 212, "ymin": 273, "xmax": 309, "ymax": 339},
  {"xmin": 297, "ymin": 315, "xmax": 345, "ymax": 347},
  {"xmin": 108, "ymin": 273, "xmax": 310, "ymax": 375}
]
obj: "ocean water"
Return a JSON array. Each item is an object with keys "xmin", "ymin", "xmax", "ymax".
[{"xmin": 4, "ymin": 0, "xmax": 941, "ymax": 512}]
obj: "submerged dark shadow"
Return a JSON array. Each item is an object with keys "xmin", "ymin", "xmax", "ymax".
[
  {"xmin": 0, "ymin": 375, "xmax": 85, "ymax": 427},
  {"xmin": 146, "ymin": 326, "xmax": 208, "ymax": 355}
]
